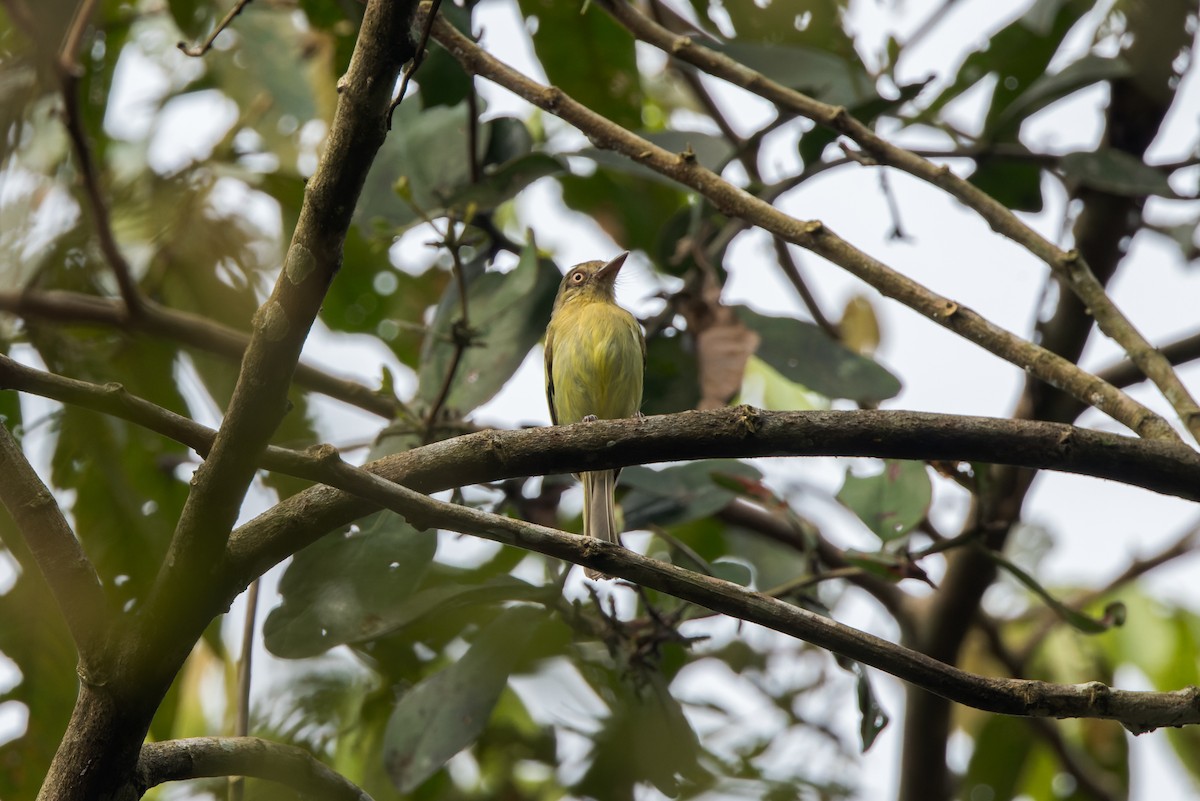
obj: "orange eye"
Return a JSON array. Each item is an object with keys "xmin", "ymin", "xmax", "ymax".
[{"xmin": 571, "ymin": 271, "xmax": 585, "ymax": 283}]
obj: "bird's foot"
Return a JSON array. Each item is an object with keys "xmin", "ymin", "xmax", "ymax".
[{"xmin": 582, "ymin": 414, "xmax": 598, "ymax": 423}]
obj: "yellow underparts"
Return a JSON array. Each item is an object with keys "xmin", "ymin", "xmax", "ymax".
[{"xmin": 549, "ymin": 299, "xmax": 644, "ymax": 424}]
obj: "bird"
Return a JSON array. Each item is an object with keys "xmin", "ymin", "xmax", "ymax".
[{"xmin": 544, "ymin": 253, "xmax": 645, "ymax": 579}]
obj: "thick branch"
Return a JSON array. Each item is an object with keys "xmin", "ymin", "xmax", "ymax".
[
  {"xmin": 594, "ymin": 0, "xmax": 1200, "ymax": 442},
  {"xmin": 237, "ymin": 449, "xmax": 1200, "ymax": 733},
  {"xmin": 0, "ymin": 422, "xmax": 109, "ymax": 667},
  {"xmin": 137, "ymin": 737, "xmax": 371, "ymax": 801},
  {"xmin": 0, "ymin": 289, "xmax": 401, "ymax": 418},
  {"xmin": 425, "ymin": 9, "xmax": 1176, "ymax": 442}
]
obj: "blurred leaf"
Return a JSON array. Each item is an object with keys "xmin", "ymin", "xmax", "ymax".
[
  {"xmin": 642, "ymin": 333, "xmax": 700, "ymax": 415},
  {"xmin": 577, "ymin": 674, "xmax": 710, "ymax": 798},
  {"xmin": 842, "ymin": 549, "xmax": 933, "ymax": 585},
  {"xmin": 418, "ymin": 5, "xmax": 473, "ymax": 108},
  {"xmin": 356, "ymin": 575, "xmax": 553, "ymax": 642},
  {"xmin": 737, "ymin": 306, "xmax": 900, "ymax": 402},
  {"xmin": 738, "ymin": 356, "xmax": 827, "ymax": 411},
  {"xmin": 993, "ymin": 55, "xmax": 1132, "ymax": 134},
  {"xmin": 415, "ymin": 242, "xmax": 560, "ymax": 415},
  {"xmin": 962, "ymin": 714, "xmax": 1032, "ymax": 801},
  {"xmin": 836, "ymin": 460, "xmax": 931, "ymax": 542},
  {"xmin": 714, "ymin": 41, "xmax": 874, "ymax": 106},
  {"xmin": 969, "ymin": 158, "xmax": 1044, "ymax": 213},
  {"xmin": 621, "ymin": 459, "xmax": 761, "ymax": 530},
  {"xmin": 561, "ymin": 168, "xmax": 689, "ymax": 254},
  {"xmin": 921, "ymin": 0, "xmax": 1092, "ymax": 132},
  {"xmin": 711, "ymin": 559, "xmax": 753, "ymax": 587},
  {"xmin": 518, "ymin": 0, "xmax": 643, "ymax": 129},
  {"xmin": 1060, "ymin": 149, "xmax": 1178, "ymax": 198},
  {"xmin": 263, "ymin": 511, "xmax": 437, "ymax": 658},
  {"xmin": 852, "ymin": 662, "xmax": 889, "ymax": 752},
  {"xmin": 839, "ymin": 295, "xmax": 881, "ymax": 356},
  {"xmin": 383, "ymin": 605, "xmax": 548, "ymax": 793}
]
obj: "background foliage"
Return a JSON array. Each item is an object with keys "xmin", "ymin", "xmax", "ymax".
[{"xmin": 2, "ymin": 0, "xmax": 1199, "ymax": 799}]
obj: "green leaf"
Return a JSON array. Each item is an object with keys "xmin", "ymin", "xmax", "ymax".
[
  {"xmin": 263, "ymin": 511, "xmax": 437, "ymax": 659},
  {"xmin": 417, "ymin": 5, "xmax": 474, "ymax": 108},
  {"xmin": 738, "ymin": 355, "xmax": 827, "ymax": 411},
  {"xmin": 517, "ymin": 0, "xmax": 643, "ymax": 129},
  {"xmin": 415, "ymin": 241, "xmax": 561, "ymax": 415},
  {"xmin": 383, "ymin": 605, "xmax": 548, "ymax": 793},
  {"xmin": 736, "ymin": 306, "xmax": 901, "ymax": 402},
  {"xmin": 852, "ymin": 662, "xmax": 889, "ymax": 752},
  {"xmin": 836, "ymin": 460, "xmax": 931, "ymax": 542},
  {"xmin": 1060, "ymin": 149, "xmax": 1178, "ymax": 198},
  {"xmin": 711, "ymin": 559, "xmax": 753, "ymax": 587},
  {"xmin": 621, "ymin": 459, "xmax": 761, "ymax": 530},
  {"xmin": 992, "ymin": 55, "xmax": 1132, "ymax": 134},
  {"xmin": 560, "ymin": 168, "xmax": 690, "ymax": 254}
]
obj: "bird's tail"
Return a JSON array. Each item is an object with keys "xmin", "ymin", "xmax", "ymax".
[{"xmin": 581, "ymin": 469, "xmax": 618, "ymax": 580}]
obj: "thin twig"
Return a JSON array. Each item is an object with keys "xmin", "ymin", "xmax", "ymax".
[
  {"xmin": 228, "ymin": 579, "xmax": 260, "ymax": 801},
  {"xmin": 425, "ymin": 8, "xmax": 1178, "ymax": 442},
  {"xmin": 177, "ymin": 0, "xmax": 255, "ymax": 57},
  {"xmin": 57, "ymin": 0, "xmax": 144, "ymax": 317},
  {"xmin": 387, "ymin": 0, "xmax": 445, "ymax": 128},
  {"xmin": 423, "ymin": 221, "xmax": 474, "ymax": 438},
  {"xmin": 771, "ymin": 237, "xmax": 839, "ymax": 338}
]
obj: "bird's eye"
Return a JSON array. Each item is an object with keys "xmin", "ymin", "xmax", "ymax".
[{"xmin": 571, "ymin": 271, "xmax": 585, "ymax": 283}]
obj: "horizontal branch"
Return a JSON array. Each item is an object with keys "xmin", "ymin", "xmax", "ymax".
[
  {"xmin": 424, "ymin": 8, "xmax": 1177, "ymax": 442},
  {"xmin": 594, "ymin": 0, "xmax": 1200, "ymax": 442},
  {"xmin": 0, "ymin": 289, "xmax": 401, "ymax": 419},
  {"xmin": 136, "ymin": 737, "xmax": 372, "ymax": 801},
  {"xmin": 0, "ymin": 421, "xmax": 109, "ymax": 667},
  {"xmin": 231, "ymin": 445, "xmax": 1200, "ymax": 734}
]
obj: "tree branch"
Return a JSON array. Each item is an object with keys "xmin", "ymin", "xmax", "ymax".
[
  {"xmin": 0, "ymin": 422, "xmax": 109, "ymax": 668},
  {"xmin": 137, "ymin": 737, "xmax": 372, "ymax": 801},
  {"xmin": 226, "ymin": 448, "xmax": 1200, "ymax": 734},
  {"xmin": 594, "ymin": 0, "xmax": 1200, "ymax": 443},
  {"xmin": 0, "ymin": 289, "xmax": 403, "ymax": 418},
  {"xmin": 424, "ymin": 7, "xmax": 1177, "ymax": 442}
]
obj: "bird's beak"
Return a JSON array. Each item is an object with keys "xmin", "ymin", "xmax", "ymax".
[{"xmin": 595, "ymin": 252, "xmax": 629, "ymax": 284}]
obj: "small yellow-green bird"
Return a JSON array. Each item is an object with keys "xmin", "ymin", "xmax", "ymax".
[{"xmin": 544, "ymin": 253, "xmax": 645, "ymax": 579}]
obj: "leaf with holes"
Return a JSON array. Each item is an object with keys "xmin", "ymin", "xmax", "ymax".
[{"xmin": 837, "ymin": 460, "xmax": 931, "ymax": 542}]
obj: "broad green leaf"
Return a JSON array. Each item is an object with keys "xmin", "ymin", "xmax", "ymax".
[
  {"xmin": 736, "ymin": 306, "xmax": 901, "ymax": 402},
  {"xmin": 517, "ymin": 0, "xmax": 643, "ymax": 129},
  {"xmin": 1060, "ymin": 149, "xmax": 1177, "ymax": 198},
  {"xmin": 383, "ymin": 605, "xmax": 548, "ymax": 793},
  {"xmin": 263, "ymin": 511, "xmax": 437, "ymax": 659},
  {"xmin": 642, "ymin": 332, "xmax": 700, "ymax": 415},
  {"xmin": 711, "ymin": 559, "xmax": 753, "ymax": 587},
  {"xmin": 836, "ymin": 460, "xmax": 931, "ymax": 541},
  {"xmin": 415, "ymin": 242, "xmax": 560, "ymax": 415},
  {"xmin": 621, "ymin": 459, "xmax": 761, "ymax": 530}
]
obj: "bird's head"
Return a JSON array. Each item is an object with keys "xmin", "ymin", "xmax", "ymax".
[{"xmin": 553, "ymin": 252, "xmax": 629, "ymax": 310}]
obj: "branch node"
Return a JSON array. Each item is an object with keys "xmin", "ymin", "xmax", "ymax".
[
  {"xmin": 734, "ymin": 404, "xmax": 762, "ymax": 436},
  {"xmin": 306, "ymin": 443, "xmax": 342, "ymax": 465},
  {"xmin": 802, "ymin": 220, "xmax": 824, "ymax": 236},
  {"xmin": 678, "ymin": 145, "xmax": 697, "ymax": 165}
]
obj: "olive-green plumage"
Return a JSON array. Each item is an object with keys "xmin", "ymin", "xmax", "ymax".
[{"xmin": 544, "ymin": 253, "xmax": 645, "ymax": 579}]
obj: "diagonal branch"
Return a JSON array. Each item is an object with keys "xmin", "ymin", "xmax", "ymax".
[
  {"xmin": 594, "ymin": 0, "xmax": 1200, "ymax": 443},
  {"xmin": 424, "ymin": 8, "xmax": 1177, "ymax": 442},
  {"xmin": 0, "ymin": 422, "xmax": 109, "ymax": 668},
  {"xmin": 135, "ymin": 0, "xmax": 421, "ymax": 674},
  {"xmin": 137, "ymin": 737, "xmax": 372, "ymax": 801},
  {"xmin": 229, "ymin": 447, "xmax": 1200, "ymax": 734}
]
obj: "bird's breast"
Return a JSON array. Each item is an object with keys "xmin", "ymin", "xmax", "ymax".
[{"xmin": 549, "ymin": 302, "xmax": 644, "ymax": 424}]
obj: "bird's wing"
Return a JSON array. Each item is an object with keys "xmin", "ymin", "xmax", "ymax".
[{"xmin": 544, "ymin": 324, "xmax": 558, "ymax": 425}]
